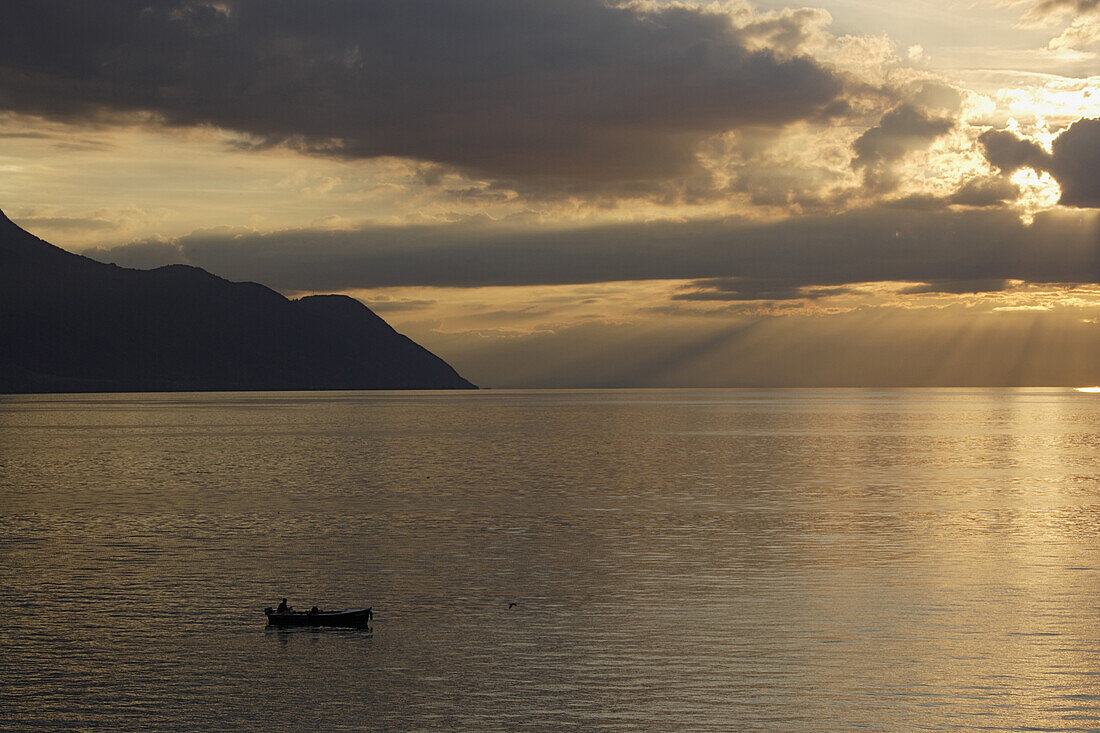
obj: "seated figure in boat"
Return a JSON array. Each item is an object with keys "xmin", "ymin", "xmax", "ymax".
[{"xmin": 276, "ymin": 598, "xmax": 289, "ymax": 614}]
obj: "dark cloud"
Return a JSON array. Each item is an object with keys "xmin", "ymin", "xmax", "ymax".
[
  {"xmin": 0, "ymin": 128, "xmax": 112, "ymax": 150},
  {"xmin": 879, "ymin": 193, "xmax": 950, "ymax": 211},
  {"xmin": 0, "ymin": 0, "xmax": 843, "ymax": 187},
  {"xmin": 897, "ymin": 279, "xmax": 1010, "ymax": 295},
  {"xmin": 0, "ymin": 131, "xmax": 54, "ymax": 139},
  {"xmin": 979, "ymin": 118, "xmax": 1100, "ymax": 207},
  {"xmin": 673, "ymin": 278, "xmax": 856, "ymax": 302},
  {"xmin": 947, "ymin": 176, "xmax": 1021, "ymax": 207},
  {"xmin": 361, "ymin": 299, "xmax": 437, "ymax": 314},
  {"xmin": 852, "ymin": 104, "xmax": 953, "ymax": 192},
  {"xmin": 1027, "ymin": 0, "xmax": 1100, "ymax": 18},
  {"xmin": 91, "ymin": 237, "xmax": 187, "ymax": 269},
  {"xmin": 978, "ymin": 129, "xmax": 1050, "ymax": 174},
  {"xmin": 87, "ymin": 207, "xmax": 1100, "ymax": 297},
  {"xmin": 15, "ymin": 215, "xmax": 121, "ymax": 232},
  {"xmin": 1048, "ymin": 118, "xmax": 1100, "ymax": 206}
]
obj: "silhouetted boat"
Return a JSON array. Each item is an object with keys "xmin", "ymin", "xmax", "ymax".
[{"xmin": 264, "ymin": 606, "xmax": 373, "ymax": 628}]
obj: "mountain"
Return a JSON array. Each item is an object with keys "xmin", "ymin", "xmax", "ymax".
[{"xmin": 0, "ymin": 209, "xmax": 475, "ymax": 392}]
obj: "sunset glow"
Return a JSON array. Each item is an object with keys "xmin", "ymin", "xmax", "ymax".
[
  {"xmin": 1, "ymin": 0, "xmax": 1099, "ymax": 386},
  {"xmin": 9, "ymin": 5, "xmax": 1100, "ymax": 728}
]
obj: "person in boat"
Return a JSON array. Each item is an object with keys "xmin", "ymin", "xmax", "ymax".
[
  {"xmin": 310, "ymin": 606, "xmax": 319, "ymax": 615},
  {"xmin": 276, "ymin": 598, "xmax": 289, "ymax": 614}
]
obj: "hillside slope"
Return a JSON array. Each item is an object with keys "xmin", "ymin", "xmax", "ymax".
[{"xmin": 0, "ymin": 210, "xmax": 475, "ymax": 393}]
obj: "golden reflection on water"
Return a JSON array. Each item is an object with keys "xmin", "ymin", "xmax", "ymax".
[{"xmin": 3, "ymin": 389, "xmax": 1100, "ymax": 730}]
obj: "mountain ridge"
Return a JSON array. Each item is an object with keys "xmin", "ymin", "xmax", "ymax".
[{"xmin": 0, "ymin": 209, "xmax": 476, "ymax": 393}]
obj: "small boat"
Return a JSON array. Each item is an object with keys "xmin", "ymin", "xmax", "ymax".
[{"xmin": 264, "ymin": 605, "xmax": 373, "ymax": 629}]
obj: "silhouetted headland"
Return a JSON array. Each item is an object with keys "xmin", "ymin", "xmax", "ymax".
[{"xmin": 0, "ymin": 208, "xmax": 475, "ymax": 393}]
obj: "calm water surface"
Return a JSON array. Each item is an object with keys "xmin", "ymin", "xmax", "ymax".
[{"xmin": 3, "ymin": 389, "xmax": 1100, "ymax": 730}]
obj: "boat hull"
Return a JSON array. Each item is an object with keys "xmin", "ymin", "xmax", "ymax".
[{"xmin": 264, "ymin": 608, "xmax": 372, "ymax": 628}]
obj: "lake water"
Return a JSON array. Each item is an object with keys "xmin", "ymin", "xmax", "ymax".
[{"xmin": 3, "ymin": 389, "xmax": 1100, "ymax": 730}]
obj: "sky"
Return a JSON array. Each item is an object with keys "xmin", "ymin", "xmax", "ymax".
[{"xmin": 2, "ymin": 0, "xmax": 1099, "ymax": 387}]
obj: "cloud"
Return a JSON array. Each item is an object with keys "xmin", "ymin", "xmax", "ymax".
[
  {"xmin": 897, "ymin": 279, "xmax": 1010, "ymax": 295},
  {"xmin": 672, "ymin": 278, "xmax": 856, "ymax": 302},
  {"xmin": 0, "ymin": 0, "xmax": 844, "ymax": 189},
  {"xmin": 1019, "ymin": 0, "xmax": 1100, "ymax": 50},
  {"xmin": 91, "ymin": 237, "xmax": 187, "ymax": 270},
  {"xmin": 13, "ymin": 215, "xmax": 121, "ymax": 232},
  {"xmin": 89, "ymin": 206, "xmax": 1100, "ymax": 296},
  {"xmin": 736, "ymin": 6, "xmax": 834, "ymax": 57},
  {"xmin": 1048, "ymin": 19, "xmax": 1100, "ymax": 50},
  {"xmin": 882, "ymin": 174, "xmax": 1024, "ymax": 213},
  {"xmin": 1024, "ymin": 0, "xmax": 1100, "ymax": 23},
  {"xmin": 851, "ymin": 103, "xmax": 953, "ymax": 192},
  {"xmin": 1048, "ymin": 118, "xmax": 1100, "ymax": 206},
  {"xmin": 947, "ymin": 175, "xmax": 1021, "ymax": 207},
  {"xmin": 978, "ymin": 129, "xmax": 1049, "ymax": 173},
  {"xmin": 978, "ymin": 117, "xmax": 1100, "ymax": 207},
  {"xmin": 360, "ymin": 298, "xmax": 437, "ymax": 314}
]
